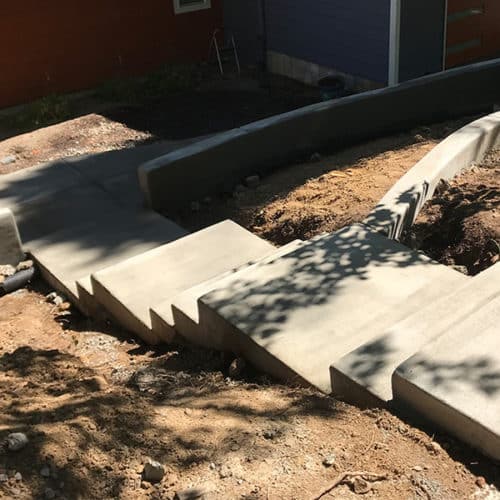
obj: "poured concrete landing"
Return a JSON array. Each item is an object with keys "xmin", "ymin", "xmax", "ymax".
[
  {"xmin": 155, "ymin": 240, "xmax": 304, "ymax": 347},
  {"xmin": 393, "ymin": 286, "xmax": 500, "ymax": 461},
  {"xmin": 29, "ymin": 211, "xmax": 186, "ymax": 312},
  {"xmin": 91, "ymin": 221, "xmax": 274, "ymax": 344},
  {"xmin": 331, "ymin": 264, "xmax": 500, "ymax": 405},
  {"xmin": 198, "ymin": 224, "xmax": 466, "ymax": 393}
]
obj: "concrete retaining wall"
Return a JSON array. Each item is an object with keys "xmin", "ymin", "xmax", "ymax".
[
  {"xmin": 0, "ymin": 208, "xmax": 24, "ymax": 266},
  {"xmin": 365, "ymin": 111, "xmax": 500, "ymax": 240},
  {"xmin": 139, "ymin": 58, "xmax": 500, "ymax": 212}
]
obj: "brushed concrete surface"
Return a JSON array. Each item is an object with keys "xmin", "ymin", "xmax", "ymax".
[
  {"xmin": 155, "ymin": 240, "xmax": 304, "ymax": 345},
  {"xmin": 331, "ymin": 264, "xmax": 500, "ymax": 405},
  {"xmin": 393, "ymin": 284, "xmax": 500, "ymax": 461},
  {"xmin": 29, "ymin": 210, "xmax": 186, "ymax": 313},
  {"xmin": 91, "ymin": 221, "xmax": 274, "ymax": 344},
  {"xmin": 198, "ymin": 223, "xmax": 462, "ymax": 392}
]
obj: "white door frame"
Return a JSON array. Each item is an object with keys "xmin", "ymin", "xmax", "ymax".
[{"xmin": 388, "ymin": 0, "xmax": 401, "ymax": 86}]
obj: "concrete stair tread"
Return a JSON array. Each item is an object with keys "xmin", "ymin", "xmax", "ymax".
[
  {"xmin": 393, "ymin": 289, "xmax": 500, "ymax": 460},
  {"xmin": 91, "ymin": 220, "xmax": 274, "ymax": 344},
  {"xmin": 197, "ymin": 223, "xmax": 466, "ymax": 393},
  {"xmin": 331, "ymin": 263, "xmax": 500, "ymax": 405},
  {"xmin": 154, "ymin": 239, "xmax": 305, "ymax": 345},
  {"xmin": 29, "ymin": 210, "xmax": 186, "ymax": 308}
]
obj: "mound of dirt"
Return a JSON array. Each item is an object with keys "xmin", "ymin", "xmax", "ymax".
[{"xmin": 407, "ymin": 149, "xmax": 500, "ymax": 275}]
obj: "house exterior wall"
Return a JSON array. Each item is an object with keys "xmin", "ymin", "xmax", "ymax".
[
  {"xmin": 399, "ymin": 0, "xmax": 446, "ymax": 82},
  {"xmin": 264, "ymin": 0, "xmax": 391, "ymax": 85},
  {"xmin": 0, "ymin": 1, "xmax": 223, "ymax": 108},
  {"xmin": 223, "ymin": 0, "xmax": 265, "ymax": 65}
]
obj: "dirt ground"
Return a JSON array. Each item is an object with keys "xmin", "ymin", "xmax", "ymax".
[
  {"xmin": 174, "ymin": 117, "xmax": 480, "ymax": 245},
  {"xmin": 407, "ymin": 148, "xmax": 500, "ymax": 276},
  {"xmin": 0, "ymin": 283, "xmax": 499, "ymax": 500}
]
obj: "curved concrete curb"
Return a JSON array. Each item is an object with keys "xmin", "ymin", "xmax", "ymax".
[
  {"xmin": 364, "ymin": 111, "xmax": 500, "ymax": 240},
  {"xmin": 139, "ymin": 58, "xmax": 500, "ymax": 212},
  {"xmin": 0, "ymin": 208, "xmax": 24, "ymax": 266}
]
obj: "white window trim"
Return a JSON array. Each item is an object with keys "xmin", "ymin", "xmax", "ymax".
[
  {"xmin": 173, "ymin": 0, "xmax": 211, "ymax": 15},
  {"xmin": 388, "ymin": 0, "xmax": 401, "ymax": 86}
]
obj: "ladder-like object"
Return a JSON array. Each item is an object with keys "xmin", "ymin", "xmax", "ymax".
[{"xmin": 209, "ymin": 29, "xmax": 241, "ymax": 76}]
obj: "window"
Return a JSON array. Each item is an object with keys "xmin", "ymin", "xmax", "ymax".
[{"xmin": 173, "ymin": 0, "xmax": 211, "ymax": 14}]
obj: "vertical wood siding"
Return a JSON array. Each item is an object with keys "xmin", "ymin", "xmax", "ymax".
[{"xmin": 0, "ymin": 1, "xmax": 222, "ymax": 108}]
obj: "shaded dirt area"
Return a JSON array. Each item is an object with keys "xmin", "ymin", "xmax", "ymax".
[
  {"xmin": 1, "ymin": 283, "xmax": 499, "ymax": 499},
  {"xmin": 174, "ymin": 117, "xmax": 480, "ymax": 245},
  {"xmin": 407, "ymin": 149, "xmax": 500, "ymax": 276},
  {"xmin": 0, "ymin": 78, "xmax": 318, "ymax": 175}
]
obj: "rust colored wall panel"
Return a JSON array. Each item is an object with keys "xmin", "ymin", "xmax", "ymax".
[{"xmin": 0, "ymin": 1, "xmax": 223, "ymax": 108}]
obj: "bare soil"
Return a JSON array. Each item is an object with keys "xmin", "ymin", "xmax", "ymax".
[
  {"xmin": 174, "ymin": 117, "xmax": 480, "ymax": 245},
  {"xmin": 407, "ymin": 149, "xmax": 500, "ymax": 276},
  {"xmin": 0, "ymin": 282, "xmax": 499, "ymax": 499}
]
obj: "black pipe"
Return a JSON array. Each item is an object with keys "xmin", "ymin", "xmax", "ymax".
[{"xmin": 0, "ymin": 267, "xmax": 35, "ymax": 296}]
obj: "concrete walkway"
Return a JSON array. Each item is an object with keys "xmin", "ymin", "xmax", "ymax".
[{"xmin": 1, "ymin": 132, "xmax": 499, "ymax": 462}]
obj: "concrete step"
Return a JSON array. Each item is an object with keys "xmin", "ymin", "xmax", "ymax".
[
  {"xmin": 197, "ymin": 223, "xmax": 466, "ymax": 393},
  {"xmin": 393, "ymin": 285, "xmax": 500, "ymax": 461},
  {"xmin": 29, "ymin": 210, "xmax": 186, "ymax": 313},
  {"xmin": 330, "ymin": 264, "xmax": 500, "ymax": 406},
  {"xmin": 153, "ymin": 240, "xmax": 304, "ymax": 346},
  {"xmin": 90, "ymin": 220, "xmax": 274, "ymax": 345}
]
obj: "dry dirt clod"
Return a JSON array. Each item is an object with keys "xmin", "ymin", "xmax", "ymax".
[{"xmin": 476, "ymin": 476, "xmax": 487, "ymax": 489}]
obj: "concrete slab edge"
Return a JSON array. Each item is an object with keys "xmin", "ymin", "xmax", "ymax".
[
  {"xmin": 139, "ymin": 58, "xmax": 500, "ymax": 211},
  {"xmin": 365, "ymin": 111, "xmax": 500, "ymax": 239},
  {"xmin": 0, "ymin": 208, "xmax": 24, "ymax": 266}
]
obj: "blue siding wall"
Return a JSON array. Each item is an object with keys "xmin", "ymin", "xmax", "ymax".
[{"xmin": 265, "ymin": 0, "xmax": 391, "ymax": 83}]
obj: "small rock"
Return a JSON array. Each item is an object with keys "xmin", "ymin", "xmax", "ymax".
[
  {"xmin": 175, "ymin": 484, "xmax": 213, "ymax": 500},
  {"xmin": 309, "ymin": 152, "xmax": 322, "ymax": 162},
  {"xmin": 40, "ymin": 466, "xmax": 51, "ymax": 478},
  {"xmin": 14, "ymin": 472, "xmax": 22, "ymax": 481},
  {"xmin": 244, "ymin": 175, "xmax": 260, "ymax": 189},
  {"xmin": 228, "ymin": 357, "xmax": 246, "ymax": 378},
  {"xmin": 190, "ymin": 201, "xmax": 201, "ymax": 212},
  {"xmin": 352, "ymin": 477, "xmax": 371, "ymax": 495},
  {"xmin": 230, "ymin": 443, "xmax": 240, "ymax": 452},
  {"xmin": 476, "ymin": 476, "xmax": 487, "ymax": 489},
  {"xmin": 322, "ymin": 454, "xmax": 336, "ymax": 467},
  {"xmin": 0, "ymin": 155, "xmax": 16, "ymax": 165},
  {"xmin": 0, "ymin": 264, "xmax": 16, "ymax": 277},
  {"xmin": 44, "ymin": 488, "xmax": 56, "ymax": 499},
  {"xmin": 263, "ymin": 429, "xmax": 278, "ymax": 440},
  {"xmin": 6, "ymin": 432, "xmax": 29, "ymax": 451},
  {"xmin": 209, "ymin": 462, "xmax": 216, "ymax": 470},
  {"xmin": 426, "ymin": 441, "xmax": 443, "ymax": 455},
  {"xmin": 142, "ymin": 458, "xmax": 165, "ymax": 483},
  {"xmin": 412, "ymin": 466, "xmax": 423, "ymax": 472},
  {"xmin": 16, "ymin": 260, "xmax": 33, "ymax": 272},
  {"xmin": 219, "ymin": 464, "xmax": 232, "ymax": 479},
  {"xmin": 0, "ymin": 474, "xmax": 8, "ymax": 482},
  {"xmin": 414, "ymin": 134, "xmax": 425, "ymax": 143}
]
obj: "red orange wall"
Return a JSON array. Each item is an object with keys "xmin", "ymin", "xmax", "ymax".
[{"xmin": 0, "ymin": 1, "xmax": 223, "ymax": 108}]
